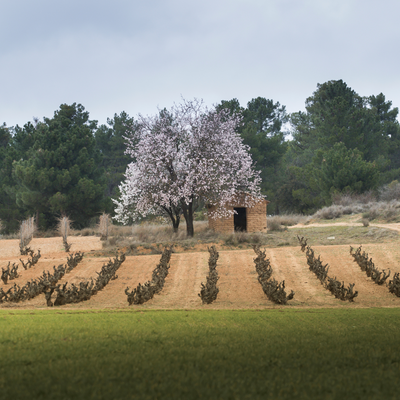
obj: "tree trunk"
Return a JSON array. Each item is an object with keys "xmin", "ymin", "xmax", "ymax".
[
  {"xmin": 172, "ymin": 217, "xmax": 179, "ymax": 233},
  {"xmin": 161, "ymin": 206, "xmax": 180, "ymax": 233},
  {"xmin": 181, "ymin": 201, "xmax": 194, "ymax": 237}
]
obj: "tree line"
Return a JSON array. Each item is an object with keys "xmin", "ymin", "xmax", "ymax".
[
  {"xmin": 0, "ymin": 104, "xmax": 134, "ymax": 233},
  {"xmin": 1, "ymin": 79, "xmax": 399, "ymax": 234}
]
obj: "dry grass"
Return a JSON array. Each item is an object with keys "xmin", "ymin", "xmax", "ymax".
[
  {"xmin": 312, "ymin": 198, "xmax": 400, "ymax": 223},
  {"xmin": 222, "ymin": 231, "xmax": 266, "ymax": 246},
  {"xmin": 100, "ymin": 221, "xmax": 218, "ymax": 251},
  {"xmin": 267, "ymin": 214, "xmax": 308, "ymax": 232},
  {"xmin": 74, "ymin": 227, "xmax": 97, "ymax": 237}
]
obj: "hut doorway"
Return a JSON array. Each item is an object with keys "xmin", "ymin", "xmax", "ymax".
[{"xmin": 234, "ymin": 207, "xmax": 247, "ymax": 232}]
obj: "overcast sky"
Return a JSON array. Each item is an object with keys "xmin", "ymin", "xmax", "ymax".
[{"xmin": 1, "ymin": 0, "xmax": 400, "ymax": 127}]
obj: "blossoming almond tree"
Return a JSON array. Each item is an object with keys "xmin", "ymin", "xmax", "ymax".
[{"xmin": 114, "ymin": 99, "xmax": 264, "ymax": 237}]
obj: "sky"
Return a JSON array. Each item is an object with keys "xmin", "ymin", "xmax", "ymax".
[{"xmin": 1, "ymin": 0, "xmax": 400, "ymax": 128}]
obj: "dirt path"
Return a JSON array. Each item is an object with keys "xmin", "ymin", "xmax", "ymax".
[
  {"xmin": 291, "ymin": 221, "xmax": 400, "ymax": 232},
  {"xmin": 1, "ymin": 236, "xmax": 400, "ymax": 310}
]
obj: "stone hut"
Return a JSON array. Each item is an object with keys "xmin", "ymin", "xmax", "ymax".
[{"xmin": 207, "ymin": 195, "xmax": 269, "ymax": 234}]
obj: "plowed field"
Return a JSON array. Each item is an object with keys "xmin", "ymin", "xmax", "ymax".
[{"xmin": 1, "ymin": 236, "xmax": 400, "ymax": 309}]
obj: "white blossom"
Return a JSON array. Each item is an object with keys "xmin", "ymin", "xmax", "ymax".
[{"xmin": 113, "ymin": 99, "xmax": 264, "ymax": 231}]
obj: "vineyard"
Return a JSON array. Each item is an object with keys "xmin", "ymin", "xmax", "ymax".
[{"xmin": 1, "ymin": 235, "xmax": 400, "ymax": 309}]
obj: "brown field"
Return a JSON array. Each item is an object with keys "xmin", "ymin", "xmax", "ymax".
[{"xmin": 1, "ymin": 235, "xmax": 400, "ymax": 310}]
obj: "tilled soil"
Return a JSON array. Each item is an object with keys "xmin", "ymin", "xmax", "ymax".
[{"xmin": 1, "ymin": 237, "xmax": 400, "ymax": 310}]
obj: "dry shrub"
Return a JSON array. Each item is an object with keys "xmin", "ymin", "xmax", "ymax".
[
  {"xmin": 313, "ymin": 203, "xmax": 366, "ymax": 220},
  {"xmin": 101, "ymin": 221, "xmax": 218, "ymax": 251},
  {"xmin": 98, "ymin": 213, "xmax": 111, "ymax": 240},
  {"xmin": 107, "ymin": 237, "xmax": 118, "ymax": 246},
  {"xmin": 313, "ymin": 205, "xmax": 343, "ymax": 220},
  {"xmin": 362, "ymin": 208, "xmax": 379, "ymax": 221},
  {"xmin": 131, "ymin": 224, "xmax": 178, "ymax": 243},
  {"xmin": 131, "ymin": 221, "xmax": 211, "ymax": 243},
  {"xmin": 315, "ymin": 190, "xmax": 400, "ymax": 222},
  {"xmin": 332, "ymin": 191, "xmax": 376, "ymax": 205},
  {"xmin": 362, "ymin": 201, "xmax": 400, "ymax": 222},
  {"xmin": 267, "ymin": 217, "xmax": 285, "ymax": 232},
  {"xmin": 58, "ymin": 216, "xmax": 72, "ymax": 252},
  {"xmin": 379, "ymin": 181, "xmax": 400, "ymax": 202},
  {"xmin": 223, "ymin": 233, "xmax": 239, "ymax": 246},
  {"xmin": 58, "ymin": 216, "xmax": 71, "ymax": 240},
  {"xmin": 223, "ymin": 232, "xmax": 249, "ymax": 246},
  {"xmin": 364, "ymin": 227, "xmax": 398, "ymax": 240},
  {"xmin": 223, "ymin": 231, "xmax": 266, "ymax": 246},
  {"xmin": 361, "ymin": 218, "xmax": 370, "ymax": 227},
  {"xmin": 249, "ymin": 232, "xmax": 263, "ymax": 244},
  {"xmin": 79, "ymin": 228, "xmax": 96, "ymax": 237},
  {"xmin": 38, "ymin": 229, "xmax": 58, "ymax": 238},
  {"xmin": 383, "ymin": 204, "xmax": 399, "ymax": 221},
  {"xmin": 19, "ymin": 216, "xmax": 36, "ymax": 249},
  {"xmin": 272, "ymin": 214, "xmax": 308, "ymax": 226},
  {"xmin": 109, "ymin": 225, "xmax": 132, "ymax": 237}
]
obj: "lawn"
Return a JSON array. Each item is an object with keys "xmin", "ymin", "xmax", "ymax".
[{"xmin": 1, "ymin": 308, "xmax": 399, "ymax": 399}]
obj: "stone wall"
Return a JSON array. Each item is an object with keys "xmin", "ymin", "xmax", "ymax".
[
  {"xmin": 246, "ymin": 200, "xmax": 268, "ymax": 233},
  {"xmin": 207, "ymin": 198, "xmax": 268, "ymax": 234}
]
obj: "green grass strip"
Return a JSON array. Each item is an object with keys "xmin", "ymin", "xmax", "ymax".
[{"xmin": 0, "ymin": 308, "xmax": 399, "ymax": 399}]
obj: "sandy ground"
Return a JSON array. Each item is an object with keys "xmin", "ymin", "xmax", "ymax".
[{"xmin": 1, "ymin": 235, "xmax": 400, "ymax": 310}]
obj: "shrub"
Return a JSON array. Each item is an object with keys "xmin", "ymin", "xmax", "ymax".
[
  {"xmin": 361, "ymin": 218, "xmax": 370, "ymax": 227},
  {"xmin": 267, "ymin": 217, "xmax": 284, "ymax": 232},
  {"xmin": 273, "ymin": 214, "xmax": 308, "ymax": 226},
  {"xmin": 98, "ymin": 213, "xmax": 111, "ymax": 240},
  {"xmin": 332, "ymin": 191, "xmax": 376, "ymax": 205},
  {"xmin": 379, "ymin": 181, "xmax": 400, "ymax": 201},
  {"xmin": 57, "ymin": 216, "xmax": 72, "ymax": 252},
  {"xmin": 19, "ymin": 216, "xmax": 36, "ymax": 255},
  {"xmin": 80, "ymin": 228, "xmax": 96, "ymax": 237},
  {"xmin": 313, "ymin": 205, "xmax": 345, "ymax": 220},
  {"xmin": 223, "ymin": 233, "xmax": 238, "ymax": 246}
]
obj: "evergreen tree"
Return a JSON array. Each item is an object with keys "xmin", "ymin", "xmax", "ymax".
[
  {"xmin": 12, "ymin": 104, "xmax": 106, "ymax": 229},
  {"xmin": 279, "ymin": 80, "xmax": 399, "ymax": 213},
  {"xmin": 217, "ymin": 97, "xmax": 288, "ymax": 213},
  {"xmin": 0, "ymin": 123, "xmax": 25, "ymax": 233},
  {"xmin": 367, "ymin": 93, "xmax": 400, "ymax": 180},
  {"xmin": 319, "ymin": 143, "xmax": 378, "ymax": 198},
  {"xmin": 94, "ymin": 111, "xmax": 138, "ymax": 212}
]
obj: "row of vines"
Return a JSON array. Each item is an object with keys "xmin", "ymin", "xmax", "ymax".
[
  {"xmin": 252, "ymin": 245, "xmax": 294, "ymax": 304},
  {"xmin": 1, "ymin": 241, "xmax": 400, "ymax": 307},
  {"xmin": 350, "ymin": 245, "xmax": 400, "ymax": 297},
  {"xmin": 0, "ymin": 252, "xmax": 84, "ymax": 304},
  {"xmin": 298, "ymin": 236, "xmax": 358, "ymax": 302}
]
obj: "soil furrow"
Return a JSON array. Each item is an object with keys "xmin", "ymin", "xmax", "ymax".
[{"xmin": 2, "ymin": 238, "xmax": 400, "ymax": 309}]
